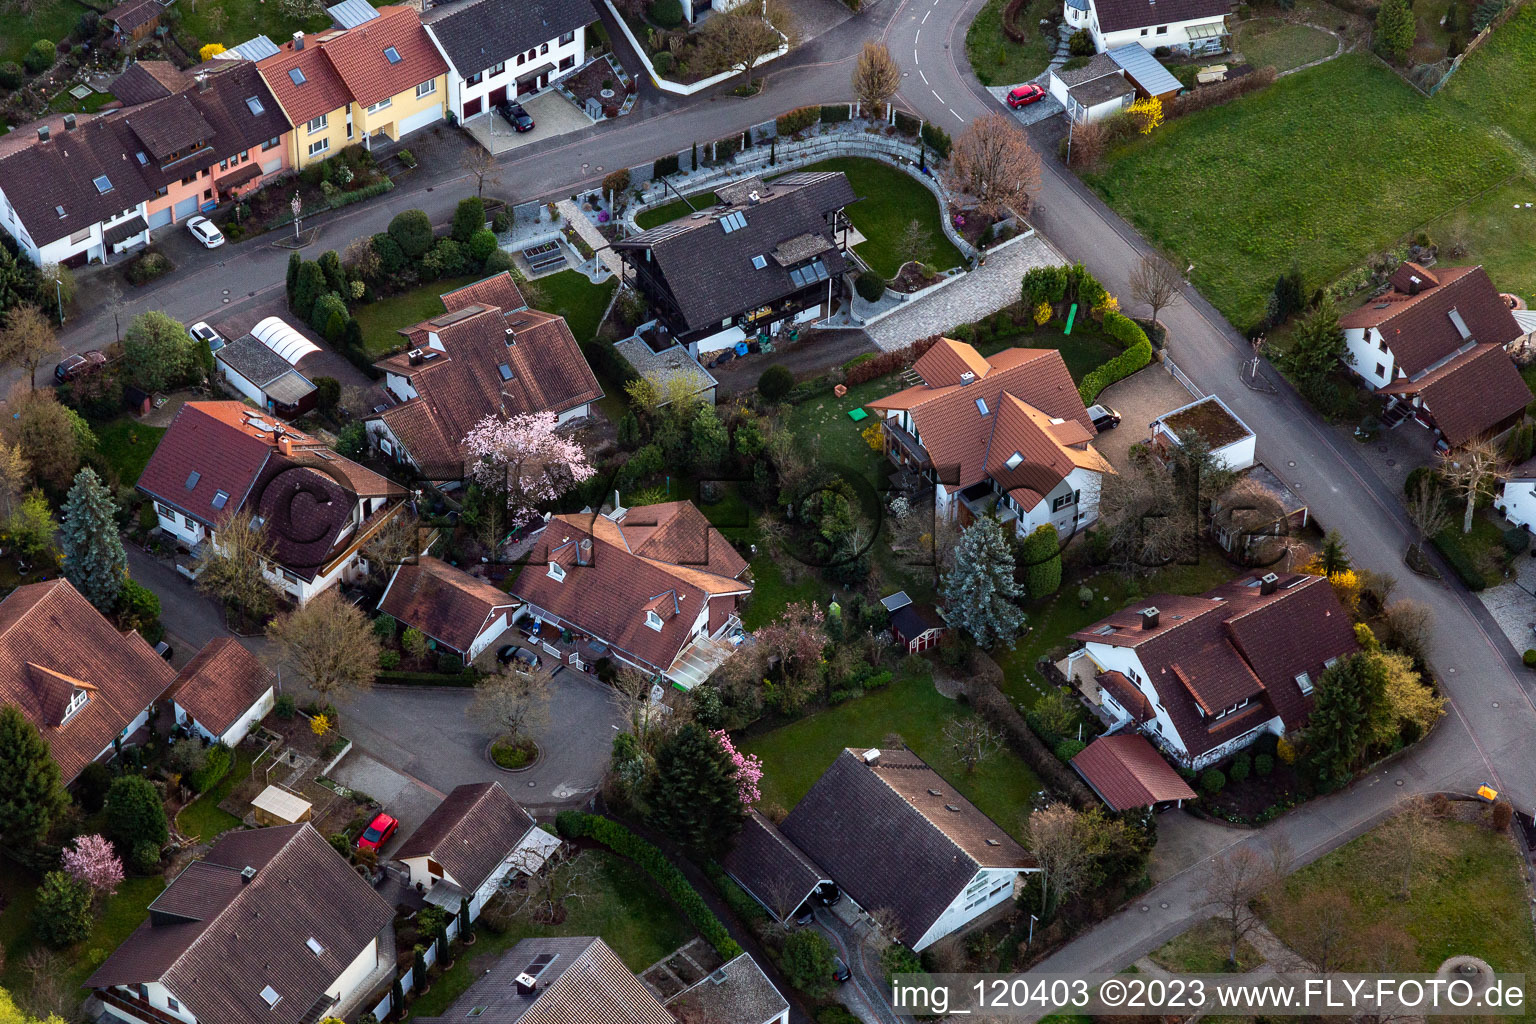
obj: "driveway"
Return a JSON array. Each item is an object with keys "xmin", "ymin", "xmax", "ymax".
[
  {"xmin": 1091, "ymin": 361, "xmax": 1198, "ymax": 471},
  {"xmin": 326, "ymin": 748, "xmax": 445, "ymax": 859},
  {"xmin": 461, "ymin": 91, "xmax": 593, "ymax": 156},
  {"xmin": 814, "ymin": 906, "xmax": 900, "ymax": 1024}
]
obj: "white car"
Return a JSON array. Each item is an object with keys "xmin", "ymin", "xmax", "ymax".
[
  {"xmin": 187, "ymin": 321, "xmax": 225, "ymax": 352},
  {"xmin": 187, "ymin": 215, "xmax": 225, "ymax": 249}
]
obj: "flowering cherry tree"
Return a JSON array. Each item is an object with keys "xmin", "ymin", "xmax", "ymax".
[
  {"xmin": 62, "ymin": 833, "xmax": 124, "ymax": 900},
  {"xmin": 712, "ymin": 729, "xmax": 763, "ymax": 805},
  {"xmin": 462, "ymin": 412, "xmax": 596, "ymax": 528}
]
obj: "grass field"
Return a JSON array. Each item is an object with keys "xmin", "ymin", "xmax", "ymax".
[
  {"xmin": 741, "ymin": 664, "xmax": 1043, "ymax": 834},
  {"xmin": 1265, "ymin": 812, "xmax": 1536, "ymax": 976},
  {"xmin": 982, "ymin": 325, "xmax": 1121, "ymax": 383},
  {"xmin": 1084, "ymin": 54, "xmax": 1518, "ymax": 328},
  {"xmin": 635, "ymin": 191, "xmax": 721, "ymax": 230},
  {"xmin": 404, "ymin": 850, "xmax": 693, "ymax": 1020},
  {"xmin": 1150, "ymin": 919, "xmax": 1262, "ymax": 973},
  {"xmin": 1437, "ymin": 3, "xmax": 1536, "ymax": 151},
  {"xmin": 354, "ymin": 275, "xmax": 481, "ymax": 357},
  {"xmin": 965, "ymin": 0, "xmax": 1058, "ymax": 87},
  {"xmin": 48, "ymin": 88, "xmax": 115, "ymax": 115},
  {"xmin": 175, "ymin": 747, "xmax": 255, "ymax": 843},
  {"xmin": 1233, "ymin": 18, "xmax": 1338, "ymax": 71},
  {"xmin": 95, "ymin": 419, "xmax": 167, "ymax": 487},
  {"xmin": 0, "ymin": 0, "xmax": 81, "ymax": 65},
  {"xmin": 527, "ymin": 268, "xmax": 616, "ymax": 343}
]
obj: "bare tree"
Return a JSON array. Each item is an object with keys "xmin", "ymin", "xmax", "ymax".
[
  {"xmin": 0, "ymin": 441, "xmax": 28, "ymax": 521},
  {"xmin": 1066, "ymin": 118, "xmax": 1104, "ymax": 168},
  {"xmin": 1096, "ymin": 458, "xmax": 1193, "ymax": 568},
  {"xmin": 462, "ymin": 146, "xmax": 503, "ymax": 199},
  {"xmin": 851, "ymin": 42, "xmax": 900, "ymax": 114},
  {"xmin": 0, "ymin": 304, "xmax": 59, "ymax": 391},
  {"xmin": 1023, "ymin": 803, "xmax": 1094, "ymax": 915},
  {"xmin": 1405, "ymin": 473, "xmax": 1451, "ymax": 546},
  {"xmin": 363, "ymin": 510, "xmax": 423, "ymax": 582},
  {"xmin": 21, "ymin": 948, "xmax": 68, "ymax": 1020},
  {"xmin": 897, "ymin": 219, "xmax": 934, "ymax": 264},
  {"xmin": 195, "ymin": 509, "xmax": 283, "ymax": 626},
  {"xmin": 1438, "ymin": 438, "xmax": 1502, "ymax": 534},
  {"xmin": 1373, "ymin": 797, "xmax": 1454, "ymax": 900},
  {"xmin": 1198, "ymin": 846, "xmax": 1271, "ymax": 966},
  {"xmin": 481, "ymin": 845, "xmax": 596, "ymax": 927},
  {"xmin": 470, "ymin": 662, "xmax": 554, "ymax": 746},
  {"xmin": 610, "ymin": 668, "xmax": 676, "ymax": 754},
  {"xmin": 698, "ymin": 1, "xmax": 790, "ymax": 88},
  {"xmin": 267, "ymin": 589, "xmax": 380, "ymax": 699},
  {"xmin": 943, "ymin": 113, "xmax": 1042, "ymax": 219},
  {"xmin": 1282, "ymin": 885, "xmax": 1355, "ymax": 972},
  {"xmin": 1378, "ymin": 598, "xmax": 1434, "ymax": 662},
  {"xmin": 1128, "ymin": 254, "xmax": 1183, "ymax": 327},
  {"xmin": 943, "ymin": 717, "xmax": 1003, "ymax": 774}
]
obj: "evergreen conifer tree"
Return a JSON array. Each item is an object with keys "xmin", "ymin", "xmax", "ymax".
[
  {"xmin": 941, "ymin": 516, "xmax": 1026, "ymax": 648},
  {"xmin": 645, "ymin": 724, "xmax": 744, "ymax": 857},
  {"xmin": 0, "ymin": 705, "xmax": 68, "ymax": 849},
  {"xmin": 60, "ymin": 467, "xmax": 126, "ymax": 612}
]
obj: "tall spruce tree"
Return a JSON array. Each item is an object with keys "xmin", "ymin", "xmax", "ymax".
[
  {"xmin": 1019, "ymin": 523, "xmax": 1063, "ymax": 599},
  {"xmin": 645, "ymin": 723, "xmax": 744, "ymax": 857},
  {"xmin": 60, "ymin": 467, "xmax": 126, "ymax": 613},
  {"xmin": 0, "ymin": 705, "xmax": 68, "ymax": 849},
  {"xmin": 942, "ymin": 516, "xmax": 1026, "ymax": 648},
  {"xmin": 1305, "ymin": 651, "xmax": 1387, "ymax": 789}
]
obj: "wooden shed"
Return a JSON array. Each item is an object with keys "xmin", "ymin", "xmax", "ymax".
[{"xmin": 251, "ymin": 785, "xmax": 312, "ymax": 826}]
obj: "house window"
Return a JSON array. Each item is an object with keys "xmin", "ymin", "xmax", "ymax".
[
  {"xmin": 1156, "ymin": 24, "xmax": 1168, "ymax": 32},
  {"xmin": 1324, "ymin": 656, "xmax": 1340, "ymax": 670},
  {"xmin": 975, "ymin": 397, "xmax": 989, "ymax": 416},
  {"xmin": 558, "ymin": 54, "xmax": 575, "ymax": 70},
  {"xmin": 1295, "ymin": 671, "xmax": 1314, "ymax": 695},
  {"xmin": 367, "ymin": 97, "xmax": 392, "ymax": 113},
  {"xmin": 517, "ymin": 52, "xmax": 526, "ymax": 65},
  {"xmin": 136, "ymin": 984, "xmax": 149, "ymax": 1001},
  {"xmin": 646, "ymin": 610, "xmax": 664, "ymax": 631},
  {"xmin": 166, "ymin": 996, "xmax": 180, "ymax": 1013},
  {"xmin": 280, "ymin": 569, "xmax": 299, "ymax": 584},
  {"xmin": 155, "ymin": 502, "xmax": 174, "ymax": 519},
  {"xmin": 1140, "ymin": 27, "xmax": 1148, "ymax": 34},
  {"xmin": 307, "ymin": 114, "xmax": 328, "ymax": 133},
  {"xmin": 540, "ymin": 42, "xmax": 550, "ymax": 54},
  {"xmin": 466, "ymin": 70, "xmax": 484, "ymax": 86},
  {"xmin": 1052, "ymin": 493, "xmax": 1074, "ymax": 512},
  {"xmin": 263, "ymin": 136, "xmax": 281, "ymax": 150},
  {"xmin": 548, "ymin": 561, "xmax": 566, "ymax": 581},
  {"xmin": 384, "ymin": 45, "xmax": 401, "ymax": 63},
  {"xmin": 260, "ymin": 986, "xmax": 281, "ymax": 1009},
  {"xmin": 308, "ymin": 138, "xmax": 330, "ymax": 157},
  {"xmin": 489, "ymin": 61, "xmax": 505, "ymax": 76},
  {"xmin": 527, "ymin": 47, "xmax": 538, "ymax": 60},
  {"xmin": 63, "ymin": 688, "xmax": 88, "ymax": 721},
  {"xmin": 560, "ymin": 30, "xmax": 575, "ymax": 44},
  {"xmin": 70, "ymin": 226, "xmax": 91, "ymax": 244},
  {"xmin": 416, "ymin": 79, "xmax": 437, "ymax": 97}
]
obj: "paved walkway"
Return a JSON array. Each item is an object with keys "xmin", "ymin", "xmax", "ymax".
[
  {"xmin": 557, "ymin": 198, "xmax": 623, "ymax": 280},
  {"xmin": 866, "ymin": 234, "xmax": 1064, "ymax": 351}
]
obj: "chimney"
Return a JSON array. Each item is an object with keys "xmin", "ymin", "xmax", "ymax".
[
  {"xmin": 1407, "ymin": 274, "xmax": 1421, "ymax": 295},
  {"xmin": 1139, "ymin": 606, "xmax": 1160, "ymax": 629},
  {"xmin": 505, "ymin": 327, "xmax": 516, "ymax": 345},
  {"xmin": 240, "ymin": 865, "xmax": 257, "ymax": 884},
  {"xmin": 577, "ymin": 538, "xmax": 592, "ymax": 565},
  {"xmin": 861, "ymin": 748, "xmax": 881, "ymax": 764},
  {"xmin": 292, "ymin": 30, "xmax": 305, "ymax": 49},
  {"xmin": 63, "ymin": 113, "xmax": 75, "ymax": 132},
  {"xmin": 278, "ymin": 434, "xmax": 294, "ymax": 457},
  {"xmin": 196, "ymin": 71, "xmax": 210, "ymax": 93},
  {"xmin": 748, "ymin": 190, "xmax": 760, "ymax": 204},
  {"xmin": 407, "ymin": 348, "xmax": 424, "ymax": 366},
  {"xmin": 1259, "ymin": 572, "xmax": 1278, "ymax": 595},
  {"xmin": 36, "ymin": 124, "xmax": 49, "ymax": 143},
  {"xmin": 959, "ymin": 370, "xmax": 976, "ymax": 386},
  {"xmin": 515, "ymin": 973, "xmax": 538, "ymax": 996}
]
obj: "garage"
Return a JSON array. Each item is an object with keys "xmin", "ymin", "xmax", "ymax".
[
  {"xmin": 173, "ymin": 195, "xmax": 198, "ymax": 221},
  {"xmin": 462, "ymin": 96, "xmax": 481, "ymax": 119},
  {"xmin": 489, "ymin": 85, "xmax": 506, "ymax": 107},
  {"xmin": 146, "ymin": 206, "xmax": 172, "ymax": 229},
  {"xmin": 399, "ymin": 105, "xmax": 444, "ymax": 137}
]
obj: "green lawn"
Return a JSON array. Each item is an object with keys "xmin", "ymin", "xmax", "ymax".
[
  {"xmin": 635, "ymin": 191, "xmax": 721, "ymax": 230},
  {"xmin": 1233, "ymin": 18, "xmax": 1338, "ymax": 72},
  {"xmin": 1438, "ymin": 3, "xmax": 1536, "ymax": 151},
  {"xmin": 527, "ymin": 269, "xmax": 616, "ymax": 344},
  {"xmin": 981, "ymin": 326, "xmax": 1121, "ymax": 384},
  {"xmin": 1083, "ymin": 55, "xmax": 1517, "ymax": 329},
  {"xmin": 173, "ymin": 0, "xmax": 384, "ymax": 57},
  {"xmin": 175, "ymin": 747, "xmax": 255, "ymax": 843},
  {"xmin": 1424, "ymin": 175, "xmax": 1536, "ymax": 306},
  {"xmin": 354, "ymin": 275, "xmax": 481, "ymax": 358},
  {"xmin": 741, "ymin": 665, "xmax": 1043, "ymax": 835},
  {"xmin": 0, "ymin": 0, "xmax": 81, "ymax": 65},
  {"xmin": 48, "ymin": 88, "xmax": 115, "ymax": 116},
  {"xmin": 1150, "ymin": 919, "xmax": 1263, "ymax": 973},
  {"xmin": 95, "ymin": 419, "xmax": 167, "ymax": 487},
  {"xmin": 965, "ymin": 0, "xmax": 1058, "ymax": 87},
  {"xmin": 1265, "ymin": 813, "xmax": 1536, "ymax": 976},
  {"xmin": 404, "ymin": 850, "xmax": 693, "ymax": 1020}
]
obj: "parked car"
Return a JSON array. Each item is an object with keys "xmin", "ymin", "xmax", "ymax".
[
  {"xmin": 496, "ymin": 644, "xmax": 542, "ymax": 671},
  {"xmin": 812, "ymin": 881, "xmax": 842, "ymax": 907},
  {"xmin": 1087, "ymin": 403, "xmax": 1121, "ymax": 431},
  {"xmin": 186, "ymin": 215, "xmax": 225, "ymax": 249},
  {"xmin": 356, "ymin": 811, "xmax": 399, "ymax": 851},
  {"xmin": 832, "ymin": 956, "xmax": 851, "ymax": 984},
  {"xmin": 54, "ymin": 350, "xmax": 107, "ymax": 383},
  {"xmin": 497, "ymin": 100, "xmax": 535, "ymax": 132},
  {"xmin": 1006, "ymin": 83, "xmax": 1046, "ymax": 108},
  {"xmin": 794, "ymin": 902, "xmax": 815, "ymax": 927},
  {"xmin": 188, "ymin": 321, "xmax": 226, "ymax": 352}
]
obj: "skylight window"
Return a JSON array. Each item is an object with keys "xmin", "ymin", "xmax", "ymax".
[
  {"xmin": 185, "ymin": 471, "xmax": 201, "ymax": 490},
  {"xmin": 384, "ymin": 45, "xmax": 401, "ymax": 63},
  {"xmin": 975, "ymin": 397, "xmax": 990, "ymax": 416},
  {"xmin": 246, "ymin": 96, "xmax": 265, "ymax": 115},
  {"xmin": 289, "ymin": 68, "xmax": 306, "ymax": 85},
  {"xmin": 135, "ymin": 151, "xmax": 148, "ymax": 165},
  {"xmin": 1448, "ymin": 308, "xmax": 1472, "ymax": 340},
  {"xmin": 1004, "ymin": 452, "xmax": 1023, "ymax": 470},
  {"xmin": 497, "ymin": 363, "xmax": 513, "ymax": 381},
  {"xmin": 212, "ymin": 490, "xmax": 229, "ymax": 510},
  {"xmin": 788, "ymin": 260, "xmax": 830, "ymax": 288},
  {"xmin": 55, "ymin": 205, "xmax": 66, "ymax": 219},
  {"xmin": 260, "ymin": 986, "xmax": 281, "ymax": 1008},
  {"xmin": 306, "ymin": 937, "xmax": 324, "ymax": 956},
  {"xmin": 719, "ymin": 210, "xmax": 747, "ymax": 233},
  {"xmin": 751, "ymin": 254, "xmax": 767, "ymax": 270},
  {"xmin": 93, "ymin": 175, "xmax": 113, "ymax": 194}
]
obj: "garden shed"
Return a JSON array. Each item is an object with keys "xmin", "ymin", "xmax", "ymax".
[{"xmin": 252, "ymin": 785, "xmax": 313, "ymax": 826}]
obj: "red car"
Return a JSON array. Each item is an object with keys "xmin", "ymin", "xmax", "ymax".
[
  {"xmin": 356, "ymin": 811, "xmax": 399, "ymax": 852},
  {"xmin": 1006, "ymin": 83, "xmax": 1046, "ymax": 108}
]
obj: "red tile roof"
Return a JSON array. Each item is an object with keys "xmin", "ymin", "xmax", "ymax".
[
  {"xmin": 378, "ymin": 557, "xmax": 519, "ymax": 656},
  {"xmin": 258, "ymin": 37, "xmax": 354, "ymax": 126},
  {"xmin": 0, "ymin": 580, "xmax": 176, "ymax": 782},
  {"xmin": 1339, "ymin": 265, "xmax": 1522, "ymax": 376},
  {"xmin": 1071, "ymin": 733, "xmax": 1196, "ymax": 810},
  {"xmin": 1377, "ymin": 342, "xmax": 1531, "ymax": 446},
  {"xmin": 170, "ymin": 638, "xmax": 275, "ymax": 737}
]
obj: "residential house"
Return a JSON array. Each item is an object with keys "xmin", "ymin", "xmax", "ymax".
[
  {"xmin": 725, "ymin": 747, "xmax": 1036, "ymax": 951},
  {"xmin": 866, "ymin": 338, "xmax": 1115, "ymax": 540},
  {"xmin": 365, "ymin": 272, "xmax": 602, "ymax": 479},
  {"xmin": 1339, "ymin": 263, "xmax": 1531, "ymax": 448},
  {"xmin": 257, "ymin": 6, "xmax": 448, "ymax": 169},
  {"xmin": 1497, "ymin": 455, "xmax": 1536, "ymax": 531},
  {"xmin": 0, "ymin": 60, "xmax": 290, "ymax": 266},
  {"xmin": 1063, "ymin": 0, "xmax": 1231, "ymax": 54},
  {"xmin": 1209, "ymin": 462, "xmax": 1309, "ymax": 561},
  {"xmin": 723, "ymin": 809, "xmax": 833, "ymax": 924},
  {"xmin": 1070, "ymin": 733, "xmax": 1196, "ymax": 811},
  {"xmin": 512, "ymin": 500, "xmax": 751, "ymax": 689},
  {"xmin": 880, "ymin": 591, "xmax": 947, "ymax": 653},
  {"xmin": 615, "ymin": 320, "xmax": 719, "ymax": 408},
  {"xmin": 378, "ymin": 557, "xmax": 521, "ymax": 665},
  {"xmin": 89, "ymin": 823, "xmax": 395, "ymax": 1024},
  {"xmin": 421, "ymin": 0, "xmax": 592, "ymax": 123},
  {"xmin": 1150, "ymin": 394, "xmax": 1255, "ymax": 471},
  {"xmin": 168, "ymin": 638, "xmax": 277, "ymax": 747},
  {"xmin": 613, "ymin": 172, "xmax": 858, "ymax": 355},
  {"xmin": 413, "ymin": 936, "xmax": 788, "ymax": 1024},
  {"xmin": 392, "ymin": 782, "xmax": 561, "ymax": 919},
  {"xmin": 1066, "ymin": 571, "xmax": 1358, "ymax": 770},
  {"xmin": 0, "ymin": 579, "xmax": 176, "ymax": 785},
  {"xmin": 215, "ymin": 334, "xmax": 319, "ymax": 418},
  {"xmin": 138, "ymin": 401, "xmax": 407, "ymax": 605},
  {"xmin": 1047, "ymin": 52, "xmax": 1134, "ymax": 122}
]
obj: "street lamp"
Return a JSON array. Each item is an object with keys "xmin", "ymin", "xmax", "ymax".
[{"xmin": 1028, "ymin": 913, "xmax": 1039, "ymax": 945}]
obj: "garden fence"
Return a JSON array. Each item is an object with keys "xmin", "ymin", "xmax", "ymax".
[
  {"xmin": 1426, "ymin": 0, "xmax": 1527, "ymax": 93},
  {"xmin": 1165, "ymin": 355, "xmax": 1203, "ymax": 399}
]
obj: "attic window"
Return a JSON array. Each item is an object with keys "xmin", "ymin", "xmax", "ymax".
[
  {"xmin": 1447, "ymin": 308, "xmax": 1472, "ymax": 340},
  {"xmin": 1324, "ymin": 656, "xmax": 1340, "ymax": 669},
  {"xmin": 55, "ymin": 205, "xmax": 66, "ymax": 218},
  {"xmin": 212, "ymin": 490, "xmax": 229, "ymax": 510},
  {"xmin": 63, "ymin": 688, "xmax": 88, "ymax": 721},
  {"xmin": 943, "ymin": 804, "xmax": 960, "ymax": 812},
  {"xmin": 927, "ymin": 788, "xmax": 942, "ymax": 796},
  {"xmin": 719, "ymin": 210, "xmax": 747, "ymax": 233},
  {"xmin": 93, "ymin": 175, "xmax": 113, "ymax": 194},
  {"xmin": 1092, "ymin": 624, "xmax": 1117, "ymax": 635},
  {"xmin": 751, "ymin": 254, "xmax": 768, "ymax": 270},
  {"xmin": 1295, "ymin": 671, "xmax": 1313, "ymax": 695},
  {"xmin": 384, "ymin": 45, "xmax": 401, "ymax": 63},
  {"xmin": 246, "ymin": 96, "xmax": 265, "ymax": 115},
  {"xmin": 1004, "ymin": 452, "xmax": 1023, "ymax": 470},
  {"xmin": 497, "ymin": 363, "xmax": 513, "ymax": 381},
  {"xmin": 975, "ymin": 397, "xmax": 989, "ymax": 415},
  {"xmin": 306, "ymin": 937, "xmax": 324, "ymax": 955},
  {"xmin": 985, "ymin": 838, "xmax": 1001, "ymax": 846},
  {"xmin": 260, "ymin": 986, "xmax": 281, "ymax": 1008},
  {"xmin": 289, "ymin": 68, "xmax": 306, "ymax": 85},
  {"xmin": 468, "ymin": 1010, "xmax": 487, "ymax": 1019},
  {"xmin": 185, "ymin": 471, "xmax": 201, "ymax": 490},
  {"xmin": 646, "ymin": 610, "xmax": 664, "ymax": 631},
  {"xmin": 136, "ymin": 151, "xmax": 148, "ymax": 165},
  {"xmin": 547, "ymin": 560, "xmax": 565, "ymax": 581}
]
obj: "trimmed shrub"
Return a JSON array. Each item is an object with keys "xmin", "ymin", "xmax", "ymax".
[
  {"xmin": 1168, "ymin": 67, "xmax": 1275, "ymax": 119},
  {"xmin": 1228, "ymin": 753, "xmax": 1251, "ymax": 783},
  {"xmin": 468, "ymin": 228, "xmax": 499, "ymax": 264},
  {"xmin": 1433, "ymin": 531, "xmax": 1493, "ymax": 591},
  {"xmin": 855, "ymin": 271, "xmax": 887, "ymax": 302},
  {"xmin": 776, "ymin": 106, "xmax": 819, "ymax": 136},
  {"xmin": 1524, "ymin": 649, "xmax": 1536, "ymax": 668},
  {"xmin": 758, "ymin": 364, "xmax": 794, "ymax": 401},
  {"xmin": 1078, "ymin": 310, "xmax": 1152, "ymax": 403},
  {"xmin": 652, "ymin": 0, "xmax": 685, "ymax": 26},
  {"xmin": 1053, "ymin": 738, "xmax": 1086, "ymax": 762},
  {"xmin": 555, "ymin": 812, "xmax": 741, "ymax": 958},
  {"xmin": 893, "ymin": 110, "xmax": 920, "ymax": 136},
  {"xmin": 1068, "ymin": 28, "xmax": 1094, "ymax": 55},
  {"xmin": 371, "ymin": 233, "xmax": 407, "ymax": 275},
  {"xmin": 820, "ymin": 104, "xmax": 851, "ymax": 122},
  {"xmin": 24, "ymin": 39, "xmax": 54, "ymax": 74},
  {"xmin": 451, "ymin": 196, "xmax": 485, "ymax": 243},
  {"xmin": 652, "ymin": 51, "xmax": 675, "ymax": 75},
  {"xmin": 1200, "ymin": 768, "xmax": 1226, "ymax": 794},
  {"xmin": 484, "ymin": 248, "xmax": 518, "ymax": 275},
  {"xmin": 714, "ymin": 134, "xmax": 743, "ymax": 162},
  {"xmin": 0, "ymin": 62, "xmax": 22, "ymax": 89},
  {"xmin": 388, "ymin": 209, "xmax": 434, "ymax": 258},
  {"xmin": 653, "ymin": 153, "xmax": 681, "ymax": 178},
  {"xmin": 423, "ymin": 238, "xmax": 466, "ymax": 279},
  {"xmin": 844, "ymin": 334, "xmax": 941, "ymax": 385},
  {"xmin": 1254, "ymin": 753, "xmax": 1274, "ymax": 777},
  {"xmin": 188, "ymin": 743, "xmax": 233, "ymax": 793},
  {"xmin": 310, "ymin": 292, "xmax": 348, "ymax": 336},
  {"xmin": 967, "ymin": 679, "xmax": 1097, "ymax": 803},
  {"xmin": 602, "ymin": 168, "xmax": 631, "ymax": 199},
  {"xmin": 920, "ymin": 121, "xmax": 951, "ymax": 158}
]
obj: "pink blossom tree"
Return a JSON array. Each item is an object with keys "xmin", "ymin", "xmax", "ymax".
[
  {"xmin": 712, "ymin": 729, "xmax": 763, "ymax": 805},
  {"xmin": 62, "ymin": 833, "xmax": 124, "ymax": 902},
  {"xmin": 461, "ymin": 412, "xmax": 596, "ymax": 530}
]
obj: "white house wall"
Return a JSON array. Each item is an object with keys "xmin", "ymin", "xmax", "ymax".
[
  {"xmin": 470, "ymin": 827, "xmax": 563, "ymax": 917},
  {"xmin": 1343, "ymin": 327, "xmax": 1393, "ymax": 387},
  {"xmin": 218, "ymin": 366, "xmax": 269, "ymax": 408},
  {"xmin": 911, "ymin": 867, "xmax": 1027, "ymax": 951},
  {"xmin": 1093, "ymin": 15, "xmax": 1227, "ymax": 52},
  {"xmin": 328, "ymin": 937, "xmax": 381, "ymax": 1006},
  {"xmin": 1500, "ymin": 479, "xmax": 1536, "ymax": 530},
  {"xmin": 103, "ymin": 981, "xmax": 197, "ymax": 1024},
  {"xmin": 443, "ymin": 27, "xmax": 585, "ymax": 122}
]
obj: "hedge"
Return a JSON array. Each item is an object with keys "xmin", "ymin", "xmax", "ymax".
[
  {"xmin": 375, "ymin": 669, "xmax": 479, "ymax": 687},
  {"xmin": 776, "ymin": 106, "xmax": 819, "ymax": 135},
  {"xmin": 920, "ymin": 122, "xmax": 951, "ymax": 158},
  {"xmin": 1078, "ymin": 310, "xmax": 1152, "ymax": 403},
  {"xmin": 714, "ymin": 135, "xmax": 743, "ymax": 162},
  {"xmin": 820, "ymin": 104, "xmax": 851, "ymax": 123},
  {"xmin": 965, "ymin": 679, "xmax": 1096, "ymax": 805},
  {"xmin": 266, "ymin": 180, "xmax": 395, "ymax": 229},
  {"xmin": 653, "ymin": 153, "xmax": 681, "ymax": 178},
  {"xmin": 1002, "ymin": 0, "xmax": 1031, "ymax": 42},
  {"xmin": 893, "ymin": 110, "xmax": 920, "ymax": 137},
  {"xmin": 187, "ymin": 743, "xmax": 233, "ymax": 794},
  {"xmin": 581, "ymin": 339, "xmax": 640, "ymax": 386},
  {"xmin": 845, "ymin": 334, "xmax": 942, "ymax": 385},
  {"xmin": 555, "ymin": 812, "xmax": 743, "ymax": 959},
  {"xmin": 1431, "ymin": 531, "xmax": 1493, "ymax": 591}
]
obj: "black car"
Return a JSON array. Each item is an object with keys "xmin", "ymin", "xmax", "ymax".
[
  {"xmin": 794, "ymin": 902, "xmax": 815, "ymax": 927},
  {"xmin": 832, "ymin": 956, "xmax": 851, "ymax": 984},
  {"xmin": 496, "ymin": 644, "xmax": 542, "ymax": 671},
  {"xmin": 497, "ymin": 100, "xmax": 535, "ymax": 132},
  {"xmin": 1087, "ymin": 403, "xmax": 1122, "ymax": 431}
]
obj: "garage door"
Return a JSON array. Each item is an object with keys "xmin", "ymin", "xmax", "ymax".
[
  {"xmin": 489, "ymin": 86, "xmax": 506, "ymax": 108},
  {"xmin": 459, "ymin": 97, "xmax": 481, "ymax": 120},
  {"xmin": 173, "ymin": 195, "xmax": 198, "ymax": 221},
  {"xmin": 146, "ymin": 206, "xmax": 172, "ymax": 229}
]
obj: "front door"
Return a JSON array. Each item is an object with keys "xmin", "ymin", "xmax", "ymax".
[{"xmin": 463, "ymin": 95, "xmax": 482, "ymax": 119}]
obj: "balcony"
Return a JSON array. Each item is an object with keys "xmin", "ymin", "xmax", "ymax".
[
  {"xmin": 880, "ymin": 420, "xmax": 931, "ymax": 470},
  {"xmin": 958, "ymin": 481, "xmax": 1016, "ymax": 524}
]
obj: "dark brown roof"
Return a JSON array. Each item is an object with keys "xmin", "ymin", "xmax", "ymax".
[
  {"xmin": 890, "ymin": 602, "xmax": 945, "ymax": 640},
  {"xmin": 1096, "ymin": 670, "xmax": 1153, "ymax": 724},
  {"xmin": 0, "ymin": 580, "xmax": 177, "ymax": 782},
  {"xmin": 1339, "ymin": 265, "xmax": 1523, "ymax": 376},
  {"xmin": 721, "ymin": 810, "xmax": 828, "ymax": 923},
  {"xmin": 88, "ymin": 823, "xmax": 394, "ymax": 1024},
  {"xmin": 1157, "ymin": 395, "xmax": 1252, "ymax": 449},
  {"xmin": 1090, "ymin": 0, "xmax": 1232, "ymax": 32},
  {"xmin": 379, "ymin": 557, "xmax": 519, "ymax": 656},
  {"xmin": 170, "ymin": 639, "xmax": 275, "ymax": 736},
  {"xmin": 1071, "ymin": 734, "xmax": 1196, "ymax": 810},
  {"xmin": 112, "ymin": 60, "xmax": 187, "ymax": 105},
  {"xmin": 414, "ymin": 936, "xmax": 675, "ymax": 1024},
  {"xmin": 422, "ymin": 0, "xmax": 595, "ymax": 78},
  {"xmin": 779, "ymin": 748, "xmax": 1033, "ymax": 947},
  {"xmin": 107, "ymin": 0, "xmax": 164, "ymax": 32},
  {"xmin": 1376, "ymin": 342, "xmax": 1531, "ymax": 446},
  {"xmin": 393, "ymin": 782, "xmax": 536, "ymax": 893}
]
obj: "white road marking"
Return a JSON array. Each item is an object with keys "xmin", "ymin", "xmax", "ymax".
[
  {"xmin": 913, "ymin": 48, "xmax": 919, "ymax": 61},
  {"xmin": 932, "ymin": 89, "xmax": 944, "ymax": 102},
  {"xmin": 919, "ymin": 68, "xmax": 929, "ymax": 83},
  {"xmin": 914, "ymin": 28, "xmax": 920, "ymax": 44},
  {"xmin": 950, "ymin": 106, "xmax": 961, "ymax": 119},
  {"xmin": 922, "ymin": 8, "xmax": 930, "ymax": 22}
]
